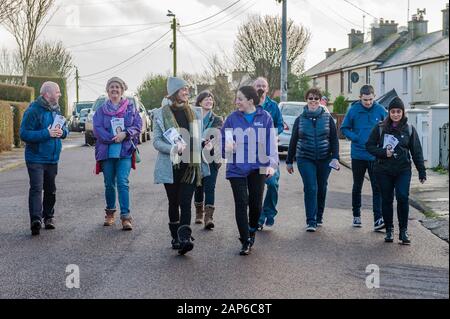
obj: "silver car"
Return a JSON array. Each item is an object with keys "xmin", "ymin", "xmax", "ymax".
[{"xmin": 278, "ymin": 102, "xmax": 307, "ymax": 153}]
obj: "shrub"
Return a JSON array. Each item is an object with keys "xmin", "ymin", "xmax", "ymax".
[
  {"xmin": 10, "ymin": 102, "xmax": 29, "ymax": 148},
  {"xmin": 333, "ymin": 95, "xmax": 350, "ymax": 114},
  {"xmin": 0, "ymin": 83, "xmax": 34, "ymax": 102},
  {"xmin": 0, "ymin": 102, "xmax": 14, "ymax": 152}
]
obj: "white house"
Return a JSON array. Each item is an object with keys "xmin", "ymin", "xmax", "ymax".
[{"xmin": 374, "ymin": 6, "xmax": 449, "ymax": 109}]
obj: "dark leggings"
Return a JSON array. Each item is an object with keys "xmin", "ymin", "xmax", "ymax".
[
  {"xmin": 164, "ymin": 165, "xmax": 196, "ymax": 226},
  {"xmin": 229, "ymin": 170, "xmax": 266, "ymax": 241}
]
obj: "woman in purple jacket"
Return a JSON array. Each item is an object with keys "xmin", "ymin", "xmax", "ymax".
[
  {"xmin": 93, "ymin": 77, "xmax": 142, "ymax": 231},
  {"xmin": 221, "ymin": 86, "xmax": 278, "ymax": 255}
]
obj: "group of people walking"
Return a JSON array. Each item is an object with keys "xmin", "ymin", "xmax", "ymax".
[{"xmin": 19, "ymin": 78, "xmax": 426, "ymax": 256}]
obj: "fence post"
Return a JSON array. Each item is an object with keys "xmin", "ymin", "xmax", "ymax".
[{"xmin": 428, "ymin": 104, "xmax": 449, "ymax": 168}]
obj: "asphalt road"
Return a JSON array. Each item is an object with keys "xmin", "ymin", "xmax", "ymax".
[{"xmin": 0, "ymin": 135, "xmax": 448, "ymax": 299}]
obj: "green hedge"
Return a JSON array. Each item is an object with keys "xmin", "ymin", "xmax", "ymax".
[
  {"xmin": 0, "ymin": 83, "xmax": 34, "ymax": 102},
  {"xmin": 0, "ymin": 75, "xmax": 68, "ymax": 117},
  {"xmin": 10, "ymin": 102, "xmax": 28, "ymax": 148},
  {"xmin": 0, "ymin": 102, "xmax": 14, "ymax": 152}
]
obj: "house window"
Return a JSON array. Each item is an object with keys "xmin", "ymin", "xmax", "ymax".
[
  {"xmin": 325, "ymin": 75, "xmax": 329, "ymax": 93},
  {"xmin": 402, "ymin": 68, "xmax": 408, "ymax": 94},
  {"xmin": 366, "ymin": 67, "xmax": 371, "ymax": 84},
  {"xmin": 417, "ymin": 66, "xmax": 422, "ymax": 91},
  {"xmin": 347, "ymin": 71, "xmax": 352, "ymax": 93},
  {"xmin": 444, "ymin": 61, "xmax": 449, "ymax": 89},
  {"xmin": 340, "ymin": 72, "xmax": 344, "ymax": 94},
  {"xmin": 313, "ymin": 77, "xmax": 318, "ymax": 88},
  {"xmin": 381, "ymin": 72, "xmax": 385, "ymax": 95}
]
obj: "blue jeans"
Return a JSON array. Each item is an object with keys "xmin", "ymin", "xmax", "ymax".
[
  {"xmin": 351, "ymin": 159, "xmax": 382, "ymax": 221},
  {"xmin": 101, "ymin": 158, "xmax": 132, "ymax": 219},
  {"xmin": 195, "ymin": 163, "xmax": 219, "ymax": 206},
  {"xmin": 376, "ymin": 170, "xmax": 411, "ymax": 230},
  {"xmin": 259, "ymin": 167, "xmax": 280, "ymax": 224},
  {"xmin": 297, "ymin": 158, "xmax": 332, "ymax": 226}
]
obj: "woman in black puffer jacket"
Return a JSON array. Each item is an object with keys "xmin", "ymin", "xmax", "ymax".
[{"xmin": 366, "ymin": 97, "xmax": 426, "ymax": 245}]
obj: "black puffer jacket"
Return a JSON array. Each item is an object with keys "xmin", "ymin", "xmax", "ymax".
[{"xmin": 366, "ymin": 117, "xmax": 426, "ymax": 180}]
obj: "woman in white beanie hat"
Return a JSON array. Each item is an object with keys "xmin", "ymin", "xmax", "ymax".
[
  {"xmin": 152, "ymin": 77, "xmax": 210, "ymax": 255},
  {"xmin": 93, "ymin": 77, "xmax": 142, "ymax": 231}
]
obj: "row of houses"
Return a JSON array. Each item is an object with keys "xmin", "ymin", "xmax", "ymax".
[{"xmin": 305, "ymin": 4, "xmax": 449, "ymax": 109}]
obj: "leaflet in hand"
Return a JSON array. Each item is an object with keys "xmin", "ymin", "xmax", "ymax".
[
  {"xmin": 111, "ymin": 118, "xmax": 125, "ymax": 136},
  {"xmin": 383, "ymin": 134, "xmax": 399, "ymax": 150},
  {"xmin": 225, "ymin": 129, "xmax": 234, "ymax": 144},
  {"xmin": 163, "ymin": 127, "xmax": 186, "ymax": 146},
  {"xmin": 51, "ymin": 115, "xmax": 66, "ymax": 130},
  {"xmin": 329, "ymin": 159, "xmax": 340, "ymax": 171}
]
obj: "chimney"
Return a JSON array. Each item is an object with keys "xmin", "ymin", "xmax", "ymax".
[
  {"xmin": 371, "ymin": 18, "xmax": 398, "ymax": 44},
  {"xmin": 408, "ymin": 9, "xmax": 428, "ymax": 40},
  {"xmin": 325, "ymin": 48, "xmax": 337, "ymax": 58},
  {"xmin": 348, "ymin": 29, "xmax": 364, "ymax": 49},
  {"xmin": 443, "ymin": 3, "xmax": 449, "ymax": 37}
]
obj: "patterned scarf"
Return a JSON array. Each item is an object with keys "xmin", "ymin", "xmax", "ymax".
[
  {"xmin": 102, "ymin": 98, "xmax": 129, "ymax": 118},
  {"xmin": 162, "ymin": 98, "xmax": 202, "ymax": 186}
]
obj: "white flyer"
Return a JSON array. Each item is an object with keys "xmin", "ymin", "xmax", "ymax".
[
  {"xmin": 383, "ymin": 134, "xmax": 399, "ymax": 150},
  {"xmin": 111, "ymin": 118, "xmax": 125, "ymax": 136},
  {"xmin": 51, "ymin": 115, "xmax": 66, "ymax": 130},
  {"xmin": 163, "ymin": 127, "xmax": 186, "ymax": 146},
  {"xmin": 225, "ymin": 129, "xmax": 234, "ymax": 144}
]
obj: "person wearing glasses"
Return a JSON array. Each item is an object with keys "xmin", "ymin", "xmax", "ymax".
[
  {"xmin": 366, "ymin": 97, "xmax": 426, "ymax": 245},
  {"xmin": 286, "ymin": 88, "xmax": 340, "ymax": 232},
  {"xmin": 340, "ymin": 85, "xmax": 387, "ymax": 230}
]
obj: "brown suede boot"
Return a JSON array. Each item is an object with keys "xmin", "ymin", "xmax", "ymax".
[
  {"xmin": 194, "ymin": 202, "xmax": 204, "ymax": 224},
  {"xmin": 204, "ymin": 205, "xmax": 215, "ymax": 230},
  {"xmin": 121, "ymin": 218, "xmax": 132, "ymax": 231},
  {"xmin": 104, "ymin": 209, "xmax": 116, "ymax": 226}
]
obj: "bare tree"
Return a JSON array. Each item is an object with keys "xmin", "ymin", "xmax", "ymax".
[
  {"xmin": 28, "ymin": 41, "xmax": 73, "ymax": 78},
  {"xmin": 0, "ymin": 0, "xmax": 20, "ymax": 22},
  {"xmin": 234, "ymin": 15, "xmax": 311, "ymax": 96},
  {"xmin": 4, "ymin": 0, "xmax": 56, "ymax": 84},
  {"xmin": 0, "ymin": 47, "xmax": 21, "ymax": 75}
]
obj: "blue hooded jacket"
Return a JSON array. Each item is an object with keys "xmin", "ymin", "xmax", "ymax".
[
  {"xmin": 340, "ymin": 100, "xmax": 387, "ymax": 161},
  {"xmin": 221, "ymin": 107, "xmax": 278, "ymax": 179},
  {"xmin": 20, "ymin": 97, "xmax": 69, "ymax": 164},
  {"xmin": 262, "ymin": 96, "xmax": 284, "ymax": 135}
]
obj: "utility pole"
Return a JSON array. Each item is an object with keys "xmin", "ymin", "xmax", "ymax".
[
  {"xmin": 75, "ymin": 66, "xmax": 79, "ymax": 103},
  {"xmin": 279, "ymin": 0, "xmax": 288, "ymax": 102},
  {"xmin": 167, "ymin": 10, "xmax": 177, "ymax": 77}
]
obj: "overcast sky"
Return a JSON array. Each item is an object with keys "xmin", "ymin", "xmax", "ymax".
[{"xmin": 0, "ymin": 0, "xmax": 448, "ymax": 105}]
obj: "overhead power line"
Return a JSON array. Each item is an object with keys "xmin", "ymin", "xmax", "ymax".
[
  {"xmin": 180, "ymin": 0, "xmax": 241, "ymax": 27},
  {"xmin": 342, "ymin": 0, "xmax": 378, "ymax": 19},
  {"xmin": 80, "ymin": 30, "xmax": 170, "ymax": 78}
]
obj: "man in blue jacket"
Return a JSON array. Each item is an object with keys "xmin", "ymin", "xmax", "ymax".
[
  {"xmin": 340, "ymin": 85, "xmax": 387, "ymax": 230},
  {"xmin": 20, "ymin": 81, "xmax": 69, "ymax": 235},
  {"xmin": 253, "ymin": 77, "xmax": 283, "ymax": 229}
]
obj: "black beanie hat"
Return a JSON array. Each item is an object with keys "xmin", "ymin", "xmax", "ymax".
[{"xmin": 388, "ymin": 97, "xmax": 405, "ymax": 111}]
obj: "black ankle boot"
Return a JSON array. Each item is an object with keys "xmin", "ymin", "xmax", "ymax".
[
  {"xmin": 169, "ymin": 222, "xmax": 180, "ymax": 249},
  {"xmin": 399, "ymin": 229, "xmax": 411, "ymax": 245},
  {"xmin": 239, "ymin": 238, "xmax": 251, "ymax": 256},
  {"xmin": 385, "ymin": 226, "xmax": 394, "ymax": 242},
  {"xmin": 177, "ymin": 225, "xmax": 194, "ymax": 255}
]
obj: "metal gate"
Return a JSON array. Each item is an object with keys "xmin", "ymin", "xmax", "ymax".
[{"xmin": 439, "ymin": 122, "xmax": 449, "ymax": 169}]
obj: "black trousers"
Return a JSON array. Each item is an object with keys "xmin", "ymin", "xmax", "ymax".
[
  {"xmin": 376, "ymin": 170, "xmax": 412, "ymax": 230},
  {"xmin": 164, "ymin": 165, "xmax": 196, "ymax": 226},
  {"xmin": 229, "ymin": 170, "xmax": 266, "ymax": 241},
  {"xmin": 26, "ymin": 163, "xmax": 58, "ymax": 223}
]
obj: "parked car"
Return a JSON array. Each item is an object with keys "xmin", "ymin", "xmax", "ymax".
[
  {"xmin": 278, "ymin": 102, "xmax": 307, "ymax": 153},
  {"xmin": 69, "ymin": 101, "xmax": 94, "ymax": 132},
  {"xmin": 78, "ymin": 108, "xmax": 91, "ymax": 132},
  {"xmin": 84, "ymin": 95, "xmax": 151, "ymax": 146},
  {"xmin": 278, "ymin": 102, "xmax": 334, "ymax": 153}
]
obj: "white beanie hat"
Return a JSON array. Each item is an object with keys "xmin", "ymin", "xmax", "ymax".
[{"xmin": 167, "ymin": 77, "xmax": 188, "ymax": 97}]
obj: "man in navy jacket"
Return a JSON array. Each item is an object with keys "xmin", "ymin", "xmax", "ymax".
[
  {"xmin": 20, "ymin": 81, "xmax": 69, "ymax": 235},
  {"xmin": 253, "ymin": 77, "xmax": 283, "ymax": 229},
  {"xmin": 340, "ymin": 85, "xmax": 387, "ymax": 230}
]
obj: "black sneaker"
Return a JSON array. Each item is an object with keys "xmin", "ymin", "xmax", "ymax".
[
  {"xmin": 374, "ymin": 218, "xmax": 385, "ymax": 231},
  {"xmin": 171, "ymin": 238, "xmax": 180, "ymax": 250},
  {"xmin": 31, "ymin": 220, "xmax": 41, "ymax": 236},
  {"xmin": 249, "ymin": 232, "xmax": 256, "ymax": 248},
  {"xmin": 44, "ymin": 218, "xmax": 55, "ymax": 230}
]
